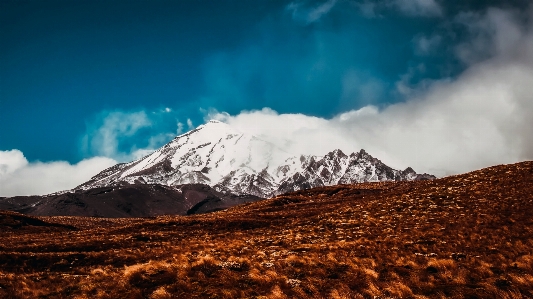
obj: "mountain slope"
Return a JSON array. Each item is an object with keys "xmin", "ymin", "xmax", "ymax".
[
  {"xmin": 1, "ymin": 161, "xmax": 532, "ymax": 298},
  {"xmin": 77, "ymin": 120, "xmax": 434, "ymax": 198},
  {"xmin": 0, "ymin": 184, "xmax": 260, "ymax": 218}
]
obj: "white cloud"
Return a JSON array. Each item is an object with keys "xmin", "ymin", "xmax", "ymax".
[
  {"xmin": 207, "ymin": 6, "xmax": 533, "ymax": 177},
  {"xmin": 395, "ymin": 63, "xmax": 440, "ymax": 97},
  {"xmin": 207, "ymin": 108, "xmax": 342, "ymax": 157},
  {"xmin": 209, "ymin": 58, "xmax": 532, "ymax": 176},
  {"xmin": 455, "ymin": 8, "xmax": 525, "ymax": 65},
  {"xmin": 0, "ymin": 150, "xmax": 116, "ymax": 197},
  {"xmin": 287, "ymin": 0, "xmax": 338, "ymax": 24},
  {"xmin": 0, "ymin": 149, "xmax": 28, "ymax": 176}
]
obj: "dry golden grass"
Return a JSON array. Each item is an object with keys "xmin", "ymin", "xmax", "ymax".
[{"xmin": 1, "ymin": 161, "xmax": 533, "ymax": 298}]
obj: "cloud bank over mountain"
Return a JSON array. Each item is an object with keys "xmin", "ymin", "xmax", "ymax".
[
  {"xmin": 0, "ymin": 150, "xmax": 116, "ymax": 197},
  {"xmin": 209, "ymin": 6, "xmax": 533, "ymax": 177}
]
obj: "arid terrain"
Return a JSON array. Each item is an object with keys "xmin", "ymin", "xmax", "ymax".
[{"xmin": 1, "ymin": 161, "xmax": 533, "ymax": 298}]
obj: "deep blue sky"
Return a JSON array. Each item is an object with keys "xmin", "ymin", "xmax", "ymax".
[{"xmin": 1, "ymin": 0, "xmax": 529, "ymax": 163}]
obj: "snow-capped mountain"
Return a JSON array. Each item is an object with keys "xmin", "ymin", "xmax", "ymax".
[{"xmin": 77, "ymin": 120, "xmax": 435, "ymax": 198}]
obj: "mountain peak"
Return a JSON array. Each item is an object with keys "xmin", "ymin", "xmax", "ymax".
[
  {"xmin": 196, "ymin": 119, "xmax": 234, "ymax": 131},
  {"xmin": 77, "ymin": 122, "xmax": 435, "ymax": 197},
  {"xmin": 202, "ymin": 119, "xmax": 226, "ymax": 127},
  {"xmin": 171, "ymin": 120, "xmax": 242, "ymax": 145},
  {"xmin": 358, "ymin": 148, "xmax": 369, "ymax": 156},
  {"xmin": 325, "ymin": 149, "xmax": 347, "ymax": 160}
]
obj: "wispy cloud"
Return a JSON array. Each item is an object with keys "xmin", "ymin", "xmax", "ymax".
[
  {"xmin": 389, "ymin": 0, "xmax": 442, "ymax": 17},
  {"xmin": 413, "ymin": 34, "xmax": 442, "ymax": 55},
  {"xmin": 0, "ymin": 149, "xmax": 116, "ymax": 196},
  {"xmin": 287, "ymin": 0, "xmax": 338, "ymax": 24},
  {"xmin": 81, "ymin": 110, "xmax": 151, "ymax": 160},
  {"xmin": 454, "ymin": 7, "xmax": 526, "ymax": 65},
  {"xmin": 81, "ymin": 109, "xmax": 181, "ymax": 162},
  {"xmin": 353, "ymin": 1, "xmax": 379, "ymax": 18},
  {"xmin": 351, "ymin": 0, "xmax": 443, "ymax": 18}
]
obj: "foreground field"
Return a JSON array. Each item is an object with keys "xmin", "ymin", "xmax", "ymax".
[{"xmin": 1, "ymin": 162, "xmax": 533, "ymax": 298}]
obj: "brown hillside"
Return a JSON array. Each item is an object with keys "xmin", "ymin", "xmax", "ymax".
[{"xmin": 1, "ymin": 161, "xmax": 532, "ymax": 298}]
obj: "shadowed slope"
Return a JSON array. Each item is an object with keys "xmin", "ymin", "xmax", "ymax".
[
  {"xmin": 0, "ymin": 210, "xmax": 75, "ymax": 232},
  {"xmin": 0, "ymin": 184, "xmax": 261, "ymax": 217}
]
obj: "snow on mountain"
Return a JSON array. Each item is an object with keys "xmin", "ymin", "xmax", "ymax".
[{"xmin": 77, "ymin": 120, "xmax": 435, "ymax": 197}]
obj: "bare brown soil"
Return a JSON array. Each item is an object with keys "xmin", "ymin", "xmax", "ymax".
[{"xmin": 1, "ymin": 161, "xmax": 533, "ymax": 298}]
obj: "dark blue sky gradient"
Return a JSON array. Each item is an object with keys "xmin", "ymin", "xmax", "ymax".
[{"xmin": 1, "ymin": 0, "xmax": 528, "ymax": 163}]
